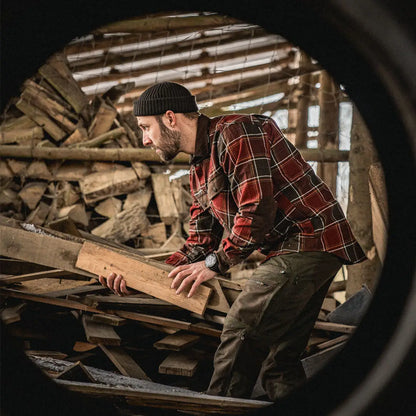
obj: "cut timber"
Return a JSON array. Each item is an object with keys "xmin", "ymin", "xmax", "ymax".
[
  {"xmin": 123, "ymin": 187, "xmax": 152, "ymax": 211},
  {"xmin": 38, "ymin": 53, "xmax": 88, "ymax": 115},
  {"xmin": 131, "ymin": 161, "xmax": 151, "ymax": 179},
  {"xmin": 6, "ymin": 159, "xmax": 29, "ymax": 176},
  {"xmin": 0, "ymin": 222, "xmax": 93, "ymax": 277},
  {"xmin": 316, "ymin": 334, "xmax": 350, "ymax": 350},
  {"xmin": 61, "ymin": 127, "xmax": 88, "ymax": 147},
  {"xmin": 15, "ymin": 98, "xmax": 67, "ymax": 142},
  {"xmin": 153, "ymin": 332, "xmax": 200, "ymax": 351},
  {"xmin": 18, "ymin": 181, "xmax": 48, "ymax": 209},
  {"xmin": 26, "ymin": 200, "xmax": 50, "ymax": 226},
  {"xmin": 0, "ymin": 126, "xmax": 44, "ymax": 145},
  {"xmin": 0, "ymin": 160, "xmax": 14, "ymax": 177},
  {"xmin": 151, "ymin": 174, "xmax": 179, "ymax": 225},
  {"xmin": 141, "ymin": 222, "xmax": 167, "ymax": 248},
  {"xmin": 94, "ymin": 197, "xmax": 122, "ymax": 218},
  {"xmin": 314, "ymin": 321, "xmax": 356, "ymax": 334},
  {"xmin": 0, "ymin": 269, "xmax": 72, "ymax": 287},
  {"xmin": 79, "ymin": 167, "xmax": 144, "ymax": 204},
  {"xmin": 159, "ymin": 352, "xmax": 199, "ymax": 377},
  {"xmin": 205, "ymin": 278, "xmax": 230, "ymax": 314},
  {"xmin": 75, "ymin": 241, "xmax": 211, "ymax": 315},
  {"xmin": 82, "ymin": 314, "xmax": 121, "ymax": 346},
  {"xmin": 57, "ymin": 380, "xmax": 271, "ymax": 414},
  {"xmin": 47, "ymin": 216, "xmax": 82, "ymax": 237},
  {"xmin": 56, "ymin": 203, "xmax": 89, "ymax": 227},
  {"xmin": 0, "ymin": 189, "xmax": 20, "ymax": 210},
  {"xmin": 26, "ymin": 160, "xmax": 52, "ymax": 180},
  {"xmin": 88, "ymin": 98, "xmax": 117, "ymax": 138},
  {"xmin": 99, "ymin": 344, "xmax": 150, "ymax": 380},
  {"xmin": 55, "ymin": 162, "xmax": 91, "ymax": 181},
  {"xmin": 91, "ymin": 206, "xmax": 149, "ymax": 243},
  {"xmin": 0, "ymin": 303, "xmax": 26, "ymax": 324},
  {"xmin": 55, "ymin": 361, "xmax": 96, "ymax": 383},
  {"xmin": 369, "ymin": 162, "xmax": 388, "ymax": 263},
  {"xmin": 90, "ymin": 313, "xmax": 127, "ymax": 327},
  {"xmin": 71, "ymin": 127, "xmax": 125, "ymax": 149}
]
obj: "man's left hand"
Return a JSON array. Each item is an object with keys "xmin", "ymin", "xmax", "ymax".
[{"xmin": 168, "ymin": 261, "xmax": 217, "ymax": 298}]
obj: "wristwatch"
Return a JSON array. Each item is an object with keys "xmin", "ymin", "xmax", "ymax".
[{"xmin": 205, "ymin": 252, "xmax": 221, "ymax": 273}]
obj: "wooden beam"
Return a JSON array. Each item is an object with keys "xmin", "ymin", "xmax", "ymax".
[
  {"xmin": 75, "ymin": 241, "xmax": 211, "ymax": 315},
  {"xmin": 313, "ymin": 321, "xmax": 356, "ymax": 334},
  {"xmin": 0, "ymin": 145, "xmax": 349, "ymax": 162},
  {"xmin": 93, "ymin": 14, "xmax": 242, "ymax": 35},
  {"xmin": 159, "ymin": 352, "xmax": 199, "ymax": 377},
  {"xmin": 78, "ymin": 41, "xmax": 292, "ymax": 88},
  {"xmin": 0, "ymin": 269, "xmax": 73, "ymax": 287},
  {"xmin": 99, "ymin": 344, "xmax": 150, "ymax": 380}
]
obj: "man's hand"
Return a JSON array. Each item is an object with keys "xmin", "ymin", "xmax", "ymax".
[
  {"xmin": 168, "ymin": 261, "xmax": 217, "ymax": 298},
  {"xmin": 98, "ymin": 272, "xmax": 136, "ymax": 296}
]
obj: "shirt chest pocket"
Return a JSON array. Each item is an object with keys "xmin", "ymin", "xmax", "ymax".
[{"xmin": 193, "ymin": 171, "xmax": 228, "ymax": 211}]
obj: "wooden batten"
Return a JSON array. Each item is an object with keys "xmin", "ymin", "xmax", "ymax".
[{"xmin": 151, "ymin": 174, "xmax": 179, "ymax": 225}]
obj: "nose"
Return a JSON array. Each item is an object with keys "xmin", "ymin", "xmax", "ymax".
[{"xmin": 142, "ymin": 134, "xmax": 152, "ymax": 147}]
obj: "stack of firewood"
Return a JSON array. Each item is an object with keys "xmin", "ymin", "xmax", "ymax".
[{"xmin": 0, "ymin": 52, "xmax": 193, "ymax": 251}]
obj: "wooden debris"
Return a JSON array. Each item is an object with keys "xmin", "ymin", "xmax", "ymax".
[
  {"xmin": 79, "ymin": 167, "xmax": 144, "ymax": 204},
  {"xmin": 99, "ymin": 344, "xmax": 150, "ymax": 380},
  {"xmin": 87, "ymin": 98, "xmax": 117, "ymax": 138},
  {"xmin": 18, "ymin": 182, "xmax": 48, "ymax": 209},
  {"xmin": 90, "ymin": 313, "xmax": 127, "ymax": 327},
  {"xmin": 82, "ymin": 314, "xmax": 121, "ymax": 346},
  {"xmin": 154, "ymin": 332, "xmax": 200, "ymax": 351},
  {"xmin": 75, "ymin": 241, "xmax": 212, "ymax": 314},
  {"xmin": 151, "ymin": 174, "xmax": 179, "ymax": 225},
  {"xmin": 159, "ymin": 352, "xmax": 199, "ymax": 377},
  {"xmin": 56, "ymin": 203, "xmax": 89, "ymax": 227},
  {"xmin": 94, "ymin": 197, "xmax": 122, "ymax": 218},
  {"xmin": 123, "ymin": 186, "xmax": 152, "ymax": 211},
  {"xmin": 55, "ymin": 361, "xmax": 96, "ymax": 382},
  {"xmin": 0, "ymin": 302, "xmax": 26, "ymax": 324},
  {"xmin": 0, "ymin": 269, "xmax": 72, "ymax": 287}
]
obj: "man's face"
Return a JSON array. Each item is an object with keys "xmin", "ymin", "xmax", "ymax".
[{"xmin": 137, "ymin": 115, "xmax": 181, "ymax": 163}]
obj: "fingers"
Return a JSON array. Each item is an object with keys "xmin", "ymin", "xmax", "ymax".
[{"xmin": 99, "ymin": 272, "xmax": 131, "ymax": 296}]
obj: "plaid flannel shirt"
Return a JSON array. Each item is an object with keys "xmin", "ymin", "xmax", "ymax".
[{"xmin": 166, "ymin": 114, "xmax": 366, "ymax": 273}]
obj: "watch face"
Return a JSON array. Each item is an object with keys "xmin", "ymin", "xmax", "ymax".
[{"xmin": 205, "ymin": 253, "xmax": 217, "ymax": 268}]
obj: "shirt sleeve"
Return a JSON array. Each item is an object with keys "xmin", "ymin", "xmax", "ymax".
[
  {"xmin": 165, "ymin": 192, "xmax": 224, "ymax": 267},
  {"xmin": 214, "ymin": 121, "xmax": 277, "ymax": 274}
]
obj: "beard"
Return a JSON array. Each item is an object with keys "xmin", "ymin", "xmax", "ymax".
[{"xmin": 155, "ymin": 120, "xmax": 182, "ymax": 163}]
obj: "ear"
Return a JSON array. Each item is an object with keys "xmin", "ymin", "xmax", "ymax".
[{"xmin": 164, "ymin": 110, "xmax": 177, "ymax": 127}]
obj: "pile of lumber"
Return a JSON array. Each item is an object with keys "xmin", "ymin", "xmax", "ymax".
[
  {"xmin": 0, "ymin": 215, "xmax": 356, "ymax": 414},
  {"xmin": 0, "ymin": 52, "xmax": 193, "ymax": 250}
]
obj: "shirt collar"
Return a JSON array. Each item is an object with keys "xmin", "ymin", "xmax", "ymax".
[{"xmin": 191, "ymin": 114, "xmax": 211, "ymax": 164}]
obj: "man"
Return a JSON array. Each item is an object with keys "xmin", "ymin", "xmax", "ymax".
[{"xmin": 99, "ymin": 81, "xmax": 366, "ymax": 401}]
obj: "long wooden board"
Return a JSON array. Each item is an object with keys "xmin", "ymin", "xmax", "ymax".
[{"xmin": 75, "ymin": 241, "xmax": 211, "ymax": 315}]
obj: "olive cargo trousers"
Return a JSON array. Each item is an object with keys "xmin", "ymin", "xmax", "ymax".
[{"xmin": 206, "ymin": 251, "xmax": 343, "ymax": 401}]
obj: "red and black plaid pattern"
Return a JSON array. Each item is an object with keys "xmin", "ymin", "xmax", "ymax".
[{"xmin": 166, "ymin": 114, "xmax": 366, "ymax": 272}]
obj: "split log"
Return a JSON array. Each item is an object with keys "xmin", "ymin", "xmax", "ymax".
[
  {"xmin": 56, "ymin": 203, "xmax": 89, "ymax": 227},
  {"xmin": 79, "ymin": 167, "xmax": 144, "ymax": 204},
  {"xmin": 38, "ymin": 53, "xmax": 88, "ymax": 115},
  {"xmin": 18, "ymin": 181, "xmax": 48, "ymax": 209},
  {"xmin": 15, "ymin": 97, "xmax": 67, "ymax": 142},
  {"xmin": 0, "ymin": 302, "xmax": 26, "ymax": 324},
  {"xmin": 87, "ymin": 98, "xmax": 117, "ymax": 138},
  {"xmin": 54, "ymin": 162, "xmax": 92, "ymax": 181},
  {"xmin": 7, "ymin": 159, "xmax": 29, "ymax": 176},
  {"xmin": 94, "ymin": 197, "xmax": 122, "ymax": 218},
  {"xmin": 0, "ymin": 188, "xmax": 20, "ymax": 211},
  {"xmin": 0, "ymin": 126, "xmax": 44, "ymax": 145},
  {"xmin": 61, "ymin": 127, "xmax": 88, "ymax": 147},
  {"xmin": 141, "ymin": 222, "xmax": 167, "ymax": 248},
  {"xmin": 25, "ymin": 200, "xmax": 50, "ymax": 225},
  {"xmin": 26, "ymin": 160, "xmax": 52, "ymax": 180},
  {"xmin": 151, "ymin": 174, "xmax": 179, "ymax": 225},
  {"xmin": 131, "ymin": 161, "xmax": 151, "ymax": 179},
  {"xmin": 123, "ymin": 187, "xmax": 152, "ymax": 211},
  {"xmin": 91, "ymin": 205, "xmax": 149, "ymax": 243}
]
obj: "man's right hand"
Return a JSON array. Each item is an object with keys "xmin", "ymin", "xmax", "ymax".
[{"xmin": 98, "ymin": 272, "xmax": 136, "ymax": 296}]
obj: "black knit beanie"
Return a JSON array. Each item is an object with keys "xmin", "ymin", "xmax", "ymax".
[{"xmin": 133, "ymin": 82, "xmax": 198, "ymax": 116}]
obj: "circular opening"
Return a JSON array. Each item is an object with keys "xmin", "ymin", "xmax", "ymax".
[{"xmin": 1, "ymin": 2, "xmax": 415, "ymax": 415}]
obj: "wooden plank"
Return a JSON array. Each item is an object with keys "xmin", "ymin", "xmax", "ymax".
[
  {"xmin": 314, "ymin": 321, "xmax": 356, "ymax": 334},
  {"xmin": 56, "ymin": 380, "xmax": 270, "ymax": 414},
  {"xmin": 0, "ymin": 223, "xmax": 92, "ymax": 277},
  {"xmin": 55, "ymin": 361, "xmax": 97, "ymax": 382},
  {"xmin": 0, "ymin": 288, "xmax": 102, "ymax": 313},
  {"xmin": 153, "ymin": 332, "xmax": 200, "ymax": 351},
  {"xmin": 75, "ymin": 241, "xmax": 211, "ymax": 315},
  {"xmin": 25, "ymin": 350, "xmax": 68, "ymax": 360},
  {"xmin": 0, "ymin": 302, "xmax": 26, "ymax": 324},
  {"xmin": 99, "ymin": 344, "xmax": 150, "ymax": 380},
  {"xmin": 82, "ymin": 314, "xmax": 121, "ymax": 346},
  {"xmin": 90, "ymin": 313, "xmax": 127, "ymax": 327},
  {"xmin": 0, "ymin": 269, "xmax": 72, "ymax": 286},
  {"xmin": 151, "ymin": 174, "xmax": 179, "ymax": 225},
  {"xmin": 315, "ymin": 334, "xmax": 350, "ymax": 351},
  {"xmin": 159, "ymin": 352, "xmax": 199, "ymax": 377}
]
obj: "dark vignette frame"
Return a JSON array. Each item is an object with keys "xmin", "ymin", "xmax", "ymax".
[{"xmin": 1, "ymin": 1, "xmax": 415, "ymax": 415}]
